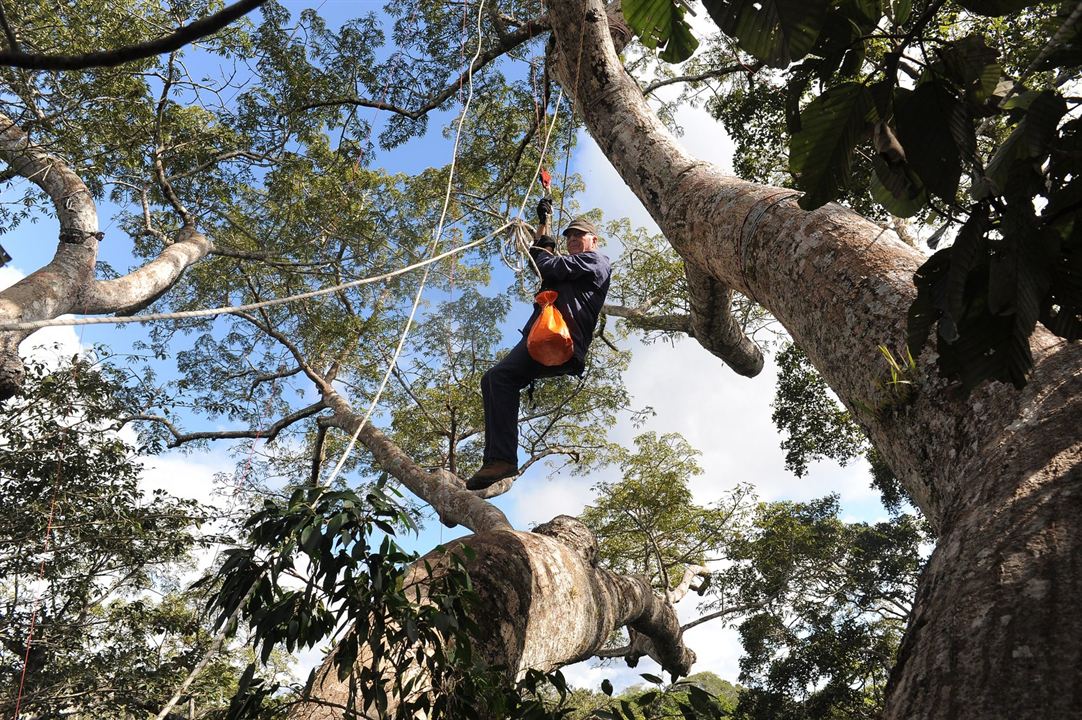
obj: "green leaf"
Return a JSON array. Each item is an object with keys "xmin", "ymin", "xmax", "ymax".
[
  {"xmin": 623, "ymin": 0, "xmax": 701, "ymax": 63},
  {"xmin": 790, "ymin": 82, "xmax": 878, "ymax": 209},
  {"xmin": 894, "ymin": 81, "xmax": 965, "ymax": 202},
  {"xmin": 601, "ymin": 678, "xmax": 614, "ymax": 696},
  {"xmin": 705, "ymin": 0, "xmax": 828, "ymax": 68},
  {"xmin": 954, "ymin": 0, "xmax": 1047, "ymax": 16},
  {"xmin": 936, "ymin": 35, "xmax": 996, "ymax": 82},
  {"xmin": 985, "ymin": 91, "xmax": 1068, "ymax": 195},
  {"xmin": 885, "ymin": 0, "xmax": 912, "ymax": 24},
  {"xmin": 640, "ymin": 672, "xmax": 665, "ymax": 684},
  {"xmin": 870, "ymin": 157, "xmax": 927, "ymax": 217}
]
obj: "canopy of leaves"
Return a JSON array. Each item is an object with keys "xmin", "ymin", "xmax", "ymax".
[{"xmin": 720, "ymin": 497, "xmax": 926, "ymax": 720}]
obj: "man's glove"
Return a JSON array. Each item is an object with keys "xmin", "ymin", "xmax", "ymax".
[{"xmin": 537, "ymin": 197, "xmax": 553, "ymax": 225}]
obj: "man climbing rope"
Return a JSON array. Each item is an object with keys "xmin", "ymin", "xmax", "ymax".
[{"xmin": 467, "ymin": 198, "xmax": 611, "ymax": 491}]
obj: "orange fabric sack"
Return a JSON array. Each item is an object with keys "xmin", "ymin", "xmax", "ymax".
[{"xmin": 527, "ymin": 290, "xmax": 573, "ymax": 366}]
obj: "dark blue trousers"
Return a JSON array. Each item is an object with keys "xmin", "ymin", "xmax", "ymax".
[{"xmin": 480, "ymin": 338, "xmax": 582, "ymax": 465}]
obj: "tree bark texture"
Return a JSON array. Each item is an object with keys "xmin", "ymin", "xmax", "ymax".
[
  {"xmin": 292, "ymin": 516, "xmax": 692, "ymax": 719},
  {"xmin": 544, "ymin": 0, "xmax": 1082, "ymax": 716}
]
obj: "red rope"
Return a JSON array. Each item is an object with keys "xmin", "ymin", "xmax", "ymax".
[{"xmin": 13, "ymin": 422, "xmax": 65, "ymax": 719}]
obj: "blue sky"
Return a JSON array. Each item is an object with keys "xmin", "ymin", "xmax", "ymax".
[{"xmin": 0, "ymin": 0, "xmax": 894, "ymax": 694}]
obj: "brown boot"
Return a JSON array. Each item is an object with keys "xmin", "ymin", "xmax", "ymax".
[{"xmin": 466, "ymin": 460, "xmax": 519, "ymax": 491}]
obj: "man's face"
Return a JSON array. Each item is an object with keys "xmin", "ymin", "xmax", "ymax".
[{"xmin": 565, "ymin": 230, "xmax": 596, "ymax": 255}]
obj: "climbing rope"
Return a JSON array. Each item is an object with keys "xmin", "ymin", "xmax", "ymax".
[
  {"xmin": 0, "ymin": 224, "xmax": 511, "ymax": 332},
  {"xmin": 321, "ymin": 0, "xmax": 490, "ymax": 487}
]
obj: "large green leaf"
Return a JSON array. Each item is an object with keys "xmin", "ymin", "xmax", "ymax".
[
  {"xmin": 954, "ymin": 0, "xmax": 1051, "ymax": 16},
  {"xmin": 984, "ymin": 90, "xmax": 1068, "ymax": 195},
  {"xmin": 885, "ymin": 0, "xmax": 912, "ymax": 24},
  {"xmin": 894, "ymin": 81, "xmax": 966, "ymax": 202},
  {"xmin": 704, "ymin": 0, "xmax": 828, "ymax": 68},
  {"xmin": 623, "ymin": 0, "xmax": 700, "ymax": 63},
  {"xmin": 790, "ymin": 82, "xmax": 878, "ymax": 209},
  {"xmin": 870, "ymin": 157, "xmax": 926, "ymax": 217}
]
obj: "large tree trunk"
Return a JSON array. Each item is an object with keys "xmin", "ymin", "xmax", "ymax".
[{"xmin": 544, "ymin": 0, "xmax": 1082, "ymax": 716}]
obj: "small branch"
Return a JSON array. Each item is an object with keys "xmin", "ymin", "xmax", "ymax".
[
  {"xmin": 0, "ymin": 0, "xmax": 267, "ymax": 70},
  {"xmin": 296, "ymin": 15, "xmax": 550, "ymax": 121},
  {"xmin": 153, "ymin": 54, "xmax": 195, "ymax": 226},
  {"xmin": 130, "ymin": 401, "xmax": 325, "ymax": 448},
  {"xmin": 680, "ymin": 603, "xmax": 763, "ymax": 632},
  {"xmin": 310, "ymin": 424, "xmax": 328, "ymax": 487},
  {"xmin": 643, "ymin": 62, "xmax": 763, "ymax": 96}
]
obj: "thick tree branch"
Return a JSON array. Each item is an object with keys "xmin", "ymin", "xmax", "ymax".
[
  {"xmin": 0, "ymin": 0, "xmax": 267, "ymax": 70},
  {"xmin": 81, "ymin": 225, "xmax": 213, "ymax": 315},
  {"xmin": 0, "ymin": 111, "xmax": 98, "ymax": 398},
  {"xmin": 683, "ymin": 262, "xmax": 764, "ymax": 376},
  {"xmin": 666, "ymin": 564, "xmax": 709, "ymax": 603},
  {"xmin": 603, "ymin": 303, "xmax": 693, "ymax": 335}
]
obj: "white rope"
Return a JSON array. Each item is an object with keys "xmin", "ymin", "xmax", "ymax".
[
  {"xmin": 0, "ymin": 223, "xmax": 511, "ymax": 332},
  {"xmin": 322, "ymin": 0, "xmax": 489, "ymax": 487},
  {"xmin": 508, "ymin": 87, "xmax": 564, "ymax": 283}
]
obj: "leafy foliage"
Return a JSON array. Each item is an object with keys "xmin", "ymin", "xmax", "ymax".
[
  {"xmin": 0, "ymin": 354, "xmax": 242, "ymax": 717},
  {"xmin": 205, "ymin": 481, "xmax": 583, "ymax": 718},
  {"xmin": 632, "ymin": 0, "xmax": 1082, "ymax": 390},
  {"xmin": 720, "ymin": 497, "xmax": 926, "ymax": 720},
  {"xmin": 623, "ymin": 0, "xmax": 700, "ymax": 63},
  {"xmin": 582, "ymin": 432, "xmax": 753, "ymax": 592}
]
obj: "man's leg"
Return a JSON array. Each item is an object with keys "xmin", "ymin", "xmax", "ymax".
[{"xmin": 472, "ymin": 340, "xmax": 537, "ymax": 489}]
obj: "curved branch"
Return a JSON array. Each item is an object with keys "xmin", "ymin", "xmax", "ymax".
[
  {"xmin": 683, "ymin": 262, "xmax": 763, "ymax": 377},
  {"xmin": 0, "ymin": 0, "xmax": 267, "ymax": 70},
  {"xmin": 81, "ymin": 226, "xmax": 213, "ymax": 315},
  {"xmin": 296, "ymin": 15, "xmax": 550, "ymax": 121},
  {"xmin": 130, "ymin": 400, "xmax": 325, "ymax": 448},
  {"xmin": 0, "ymin": 111, "xmax": 98, "ymax": 398}
]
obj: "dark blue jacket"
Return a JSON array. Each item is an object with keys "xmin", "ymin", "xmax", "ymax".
[{"xmin": 521, "ymin": 245, "xmax": 611, "ymax": 372}]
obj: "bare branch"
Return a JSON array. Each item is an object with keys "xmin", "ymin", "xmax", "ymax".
[
  {"xmin": 130, "ymin": 401, "xmax": 325, "ymax": 448},
  {"xmin": 153, "ymin": 54, "xmax": 195, "ymax": 226},
  {"xmin": 603, "ymin": 303, "xmax": 693, "ymax": 335},
  {"xmin": 296, "ymin": 16, "xmax": 550, "ymax": 121},
  {"xmin": 0, "ymin": 0, "xmax": 267, "ymax": 70},
  {"xmin": 666, "ymin": 564, "xmax": 709, "ymax": 603},
  {"xmin": 681, "ymin": 603, "xmax": 764, "ymax": 631},
  {"xmin": 642, "ymin": 62, "xmax": 763, "ymax": 97}
]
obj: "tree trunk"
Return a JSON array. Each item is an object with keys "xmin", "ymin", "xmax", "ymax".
[{"xmin": 542, "ymin": 0, "xmax": 1082, "ymax": 716}]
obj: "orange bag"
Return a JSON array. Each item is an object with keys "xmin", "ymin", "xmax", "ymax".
[{"xmin": 527, "ymin": 290, "xmax": 573, "ymax": 366}]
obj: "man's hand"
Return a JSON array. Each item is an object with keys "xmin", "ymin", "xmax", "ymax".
[{"xmin": 537, "ymin": 198, "xmax": 553, "ymax": 225}]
